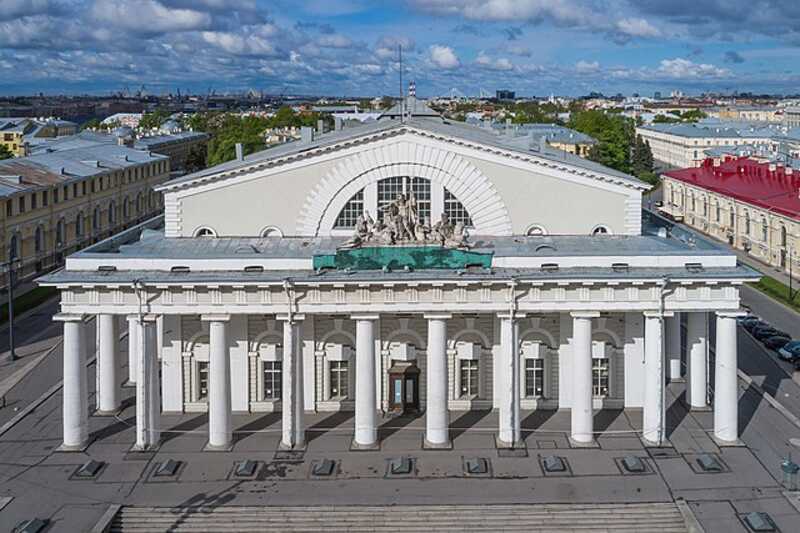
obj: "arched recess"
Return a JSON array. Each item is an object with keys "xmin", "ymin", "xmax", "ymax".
[
  {"xmin": 519, "ymin": 328, "xmax": 557, "ymax": 349},
  {"xmin": 448, "ymin": 328, "xmax": 491, "ymax": 350},
  {"xmin": 383, "ymin": 329, "xmax": 426, "ymax": 351},
  {"xmin": 296, "ymin": 140, "xmax": 513, "ymax": 236}
]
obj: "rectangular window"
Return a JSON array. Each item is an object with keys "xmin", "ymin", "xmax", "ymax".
[
  {"xmin": 197, "ymin": 362, "xmax": 209, "ymax": 401},
  {"xmin": 525, "ymin": 359, "xmax": 545, "ymax": 398},
  {"xmin": 263, "ymin": 361, "xmax": 282, "ymax": 400},
  {"xmin": 53, "ymin": 188, "xmax": 58, "ymax": 204},
  {"xmin": 43, "ymin": 190, "xmax": 48, "ymax": 207},
  {"xmin": 6, "ymin": 200, "xmax": 12, "ymax": 217},
  {"xmin": 72, "ymin": 183, "xmax": 77, "ymax": 198},
  {"xmin": 81, "ymin": 182, "xmax": 86, "ymax": 195},
  {"xmin": 377, "ymin": 176, "xmax": 404, "ymax": 221},
  {"xmin": 31, "ymin": 193, "xmax": 37, "ymax": 210},
  {"xmin": 18, "ymin": 196, "xmax": 24, "ymax": 213},
  {"xmin": 410, "ymin": 177, "xmax": 431, "ymax": 224},
  {"xmin": 63, "ymin": 186, "xmax": 68, "ymax": 200},
  {"xmin": 592, "ymin": 358, "xmax": 610, "ymax": 397},
  {"xmin": 459, "ymin": 359, "xmax": 479, "ymax": 397},
  {"xmin": 329, "ymin": 361, "xmax": 349, "ymax": 399}
]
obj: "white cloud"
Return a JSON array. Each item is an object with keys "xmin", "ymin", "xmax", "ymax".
[
  {"xmin": 656, "ymin": 58, "xmax": 730, "ymax": 79},
  {"xmin": 90, "ymin": 0, "xmax": 212, "ymax": 34},
  {"xmin": 575, "ymin": 60, "xmax": 600, "ymax": 73},
  {"xmin": 616, "ymin": 17, "xmax": 661, "ymax": 38},
  {"xmin": 506, "ymin": 44, "xmax": 531, "ymax": 57},
  {"xmin": 429, "ymin": 44, "xmax": 460, "ymax": 69},
  {"xmin": 318, "ymin": 34, "xmax": 354, "ymax": 49},
  {"xmin": 475, "ymin": 51, "xmax": 514, "ymax": 71},
  {"xmin": 201, "ymin": 30, "xmax": 278, "ymax": 57},
  {"xmin": 0, "ymin": 0, "xmax": 54, "ymax": 21}
]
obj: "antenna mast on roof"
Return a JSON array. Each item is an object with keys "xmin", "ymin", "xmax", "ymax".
[{"xmin": 399, "ymin": 44, "xmax": 405, "ymax": 123}]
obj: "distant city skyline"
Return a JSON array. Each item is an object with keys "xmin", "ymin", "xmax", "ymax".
[{"xmin": 1, "ymin": 0, "xmax": 800, "ymax": 97}]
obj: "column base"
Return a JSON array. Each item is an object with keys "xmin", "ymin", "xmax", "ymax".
[
  {"xmin": 203, "ymin": 441, "xmax": 234, "ymax": 452},
  {"xmin": 121, "ymin": 380, "xmax": 136, "ymax": 388},
  {"xmin": 422, "ymin": 435, "xmax": 453, "ymax": 450},
  {"xmin": 568, "ymin": 436, "xmax": 599, "ymax": 448},
  {"xmin": 669, "ymin": 377, "xmax": 687, "ymax": 384},
  {"xmin": 711, "ymin": 434, "xmax": 745, "ymax": 447},
  {"xmin": 494, "ymin": 435, "xmax": 528, "ymax": 457},
  {"xmin": 129, "ymin": 442, "xmax": 161, "ymax": 453},
  {"xmin": 688, "ymin": 405, "xmax": 712, "ymax": 412},
  {"xmin": 278, "ymin": 440, "xmax": 307, "ymax": 452},
  {"xmin": 57, "ymin": 439, "xmax": 92, "ymax": 453},
  {"xmin": 93, "ymin": 408, "xmax": 123, "ymax": 417},
  {"xmin": 639, "ymin": 436, "xmax": 670, "ymax": 448},
  {"xmin": 350, "ymin": 438, "xmax": 381, "ymax": 451}
]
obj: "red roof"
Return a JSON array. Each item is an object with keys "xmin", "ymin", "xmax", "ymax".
[{"xmin": 665, "ymin": 157, "xmax": 800, "ymax": 221}]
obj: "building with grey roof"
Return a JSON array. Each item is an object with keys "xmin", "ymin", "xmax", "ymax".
[{"xmin": 38, "ymin": 91, "xmax": 754, "ymax": 471}]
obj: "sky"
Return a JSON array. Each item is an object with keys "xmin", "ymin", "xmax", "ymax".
[{"xmin": 2, "ymin": 0, "xmax": 800, "ymax": 97}]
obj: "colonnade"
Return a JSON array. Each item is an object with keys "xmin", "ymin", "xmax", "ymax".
[{"xmin": 55, "ymin": 309, "xmax": 743, "ymax": 452}]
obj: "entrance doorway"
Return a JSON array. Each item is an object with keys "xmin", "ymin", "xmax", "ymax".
[{"xmin": 388, "ymin": 362, "xmax": 420, "ymax": 414}]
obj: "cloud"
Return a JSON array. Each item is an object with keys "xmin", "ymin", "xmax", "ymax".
[
  {"xmin": 0, "ymin": 0, "xmax": 56, "ymax": 21},
  {"xmin": 475, "ymin": 51, "xmax": 513, "ymax": 70},
  {"xmin": 90, "ymin": 0, "xmax": 213, "ymax": 34},
  {"xmin": 575, "ymin": 60, "xmax": 600, "ymax": 73},
  {"xmin": 724, "ymin": 50, "xmax": 745, "ymax": 64},
  {"xmin": 318, "ymin": 34, "xmax": 354, "ymax": 48},
  {"xmin": 655, "ymin": 58, "xmax": 730, "ymax": 79},
  {"xmin": 375, "ymin": 36, "xmax": 415, "ymax": 60},
  {"xmin": 506, "ymin": 44, "xmax": 531, "ymax": 57},
  {"xmin": 615, "ymin": 17, "xmax": 660, "ymax": 38},
  {"xmin": 429, "ymin": 44, "xmax": 460, "ymax": 69}
]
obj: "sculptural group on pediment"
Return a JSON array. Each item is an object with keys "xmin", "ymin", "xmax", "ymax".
[{"xmin": 340, "ymin": 192, "xmax": 469, "ymax": 249}]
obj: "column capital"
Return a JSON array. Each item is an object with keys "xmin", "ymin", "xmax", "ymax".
[
  {"xmin": 127, "ymin": 313, "xmax": 159, "ymax": 323},
  {"xmin": 424, "ymin": 313, "xmax": 452, "ymax": 320},
  {"xmin": 351, "ymin": 314, "xmax": 380, "ymax": 321},
  {"xmin": 53, "ymin": 313, "xmax": 86, "ymax": 323},
  {"xmin": 497, "ymin": 312, "xmax": 527, "ymax": 320},
  {"xmin": 570, "ymin": 311, "xmax": 600, "ymax": 319},
  {"xmin": 201, "ymin": 313, "xmax": 231, "ymax": 323},
  {"xmin": 716, "ymin": 310, "xmax": 748, "ymax": 319},
  {"xmin": 644, "ymin": 310, "xmax": 675, "ymax": 318},
  {"xmin": 276, "ymin": 313, "xmax": 305, "ymax": 322}
]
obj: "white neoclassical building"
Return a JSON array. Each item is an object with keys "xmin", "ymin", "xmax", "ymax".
[{"xmin": 41, "ymin": 98, "xmax": 758, "ymax": 454}]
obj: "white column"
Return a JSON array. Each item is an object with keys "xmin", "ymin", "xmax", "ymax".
[
  {"xmin": 57, "ymin": 314, "xmax": 88, "ymax": 451},
  {"xmin": 714, "ymin": 312, "xmax": 743, "ymax": 443},
  {"xmin": 498, "ymin": 314, "xmax": 522, "ymax": 447},
  {"xmin": 96, "ymin": 314, "xmax": 121, "ymax": 414},
  {"xmin": 643, "ymin": 312, "xmax": 666, "ymax": 445},
  {"xmin": 126, "ymin": 315, "xmax": 141, "ymax": 384},
  {"xmin": 353, "ymin": 315, "xmax": 378, "ymax": 449},
  {"xmin": 135, "ymin": 315, "xmax": 160, "ymax": 450},
  {"xmin": 665, "ymin": 313, "xmax": 682, "ymax": 381},
  {"xmin": 280, "ymin": 315, "xmax": 305, "ymax": 449},
  {"xmin": 570, "ymin": 312, "xmax": 597, "ymax": 444},
  {"xmin": 425, "ymin": 314, "xmax": 451, "ymax": 448},
  {"xmin": 686, "ymin": 312, "xmax": 709, "ymax": 409},
  {"xmin": 203, "ymin": 314, "xmax": 232, "ymax": 450}
]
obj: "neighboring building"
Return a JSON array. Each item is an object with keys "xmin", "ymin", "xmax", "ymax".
[
  {"xmin": 40, "ymin": 95, "xmax": 754, "ymax": 457},
  {"xmin": 1, "ymin": 142, "xmax": 169, "ymax": 290},
  {"xmin": 515, "ymin": 123, "xmax": 597, "ymax": 157},
  {"xmin": 102, "ymin": 113, "xmax": 143, "ymax": 128},
  {"xmin": 30, "ymin": 129, "xmax": 209, "ymax": 175},
  {"xmin": 265, "ymin": 126, "xmax": 302, "ymax": 146},
  {"xmin": 660, "ymin": 157, "xmax": 800, "ymax": 280},
  {"xmin": 636, "ymin": 122, "xmax": 775, "ymax": 169},
  {"xmin": 0, "ymin": 117, "xmax": 78, "ymax": 157},
  {"xmin": 784, "ymin": 107, "xmax": 800, "ymax": 128},
  {"xmin": 714, "ymin": 106, "xmax": 780, "ymax": 123},
  {"xmin": 496, "ymin": 90, "xmax": 515, "ymax": 101}
]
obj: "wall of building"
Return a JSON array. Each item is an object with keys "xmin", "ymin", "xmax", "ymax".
[{"xmin": 662, "ymin": 176, "xmax": 800, "ymax": 278}]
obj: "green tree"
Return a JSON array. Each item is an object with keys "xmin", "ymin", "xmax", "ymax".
[
  {"xmin": 0, "ymin": 144, "xmax": 13, "ymax": 160},
  {"xmin": 569, "ymin": 110, "xmax": 634, "ymax": 173},
  {"xmin": 139, "ymin": 109, "xmax": 172, "ymax": 130}
]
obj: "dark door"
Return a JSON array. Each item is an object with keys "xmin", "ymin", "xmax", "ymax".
[{"xmin": 388, "ymin": 364, "xmax": 420, "ymax": 413}]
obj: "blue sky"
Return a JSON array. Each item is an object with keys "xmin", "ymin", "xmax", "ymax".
[{"xmin": 1, "ymin": 0, "xmax": 800, "ymax": 97}]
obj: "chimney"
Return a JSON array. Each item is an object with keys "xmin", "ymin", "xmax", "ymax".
[
  {"xmin": 505, "ymin": 118, "xmax": 512, "ymax": 136},
  {"xmin": 235, "ymin": 143, "xmax": 244, "ymax": 162},
  {"xmin": 316, "ymin": 119, "xmax": 324, "ymax": 134},
  {"xmin": 408, "ymin": 80, "xmax": 416, "ymax": 98},
  {"xmin": 539, "ymin": 136, "xmax": 548, "ymax": 152},
  {"xmin": 334, "ymin": 116, "xmax": 343, "ymax": 131},
  {"xmin": 300, "ymin": 126, "xmax": 314, "ymax": 144}
]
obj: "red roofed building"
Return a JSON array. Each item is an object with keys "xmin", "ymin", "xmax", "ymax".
[{"xmin": 661, "ymin": 156, "xmax": 799, "ymax": 279}]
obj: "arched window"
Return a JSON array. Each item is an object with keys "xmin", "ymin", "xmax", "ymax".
[
  {"xmin": 526, "ymin": 224, "xmax": 548, "ymax": 236},
  {"xmin": 194, "ymin": 226, "xmax": 217, "ymax": 238},
  {"xmin": 761, "ymin": 217, "xmax": 768, "ymax": 242},
  {"xmin": 34, "ymin": 226, "xmax": 43, "ymax": 253},
  {"xmin": 333, "ymin": 177, "xmax": 472, "ymax": 230},
  {"xmin": 729, "ymin": 206, "xmax": 735, "ymax": 227},
  {"xmin": 123, "ymin": 196, "xmax": 130, "ymax": 219},
  {"xmin": 781, "ymin": 225, "xmax": 788, "ymax": 247},
  {"xmin": 260, "ymin": 226, "xmax": 284, "ymax": 238},
  {"xmin": 592, "ymin": 225, "xmax": 611, "ymax": 235},
  {"xmin": 136, "ymin": 192, "xmax": 144, "ymax": 214},
  {"xmin": 55, "ymin": 219, "xmax": 65, "ymax": 247},
  {"xmin": 108, "ymin": 201, "xmax": 116, "ymax": 225},
  {"xmin": 93, "ymin": 206, "xmax": 101, "ymax": 232},
  {"xmin": 76, "ymin": 211, "xmax": 84, "ymax": 238},
  {"xmin": 744, "ymin": 211, "xmax": 751, "ymax": 235},
  {"xmin": 715, "ymin": 202, "xmax": 721, "ymax": 222},
  {"xmin": 8, "ymin": 233, "xmax": 18, "ymax": 260},
  {"xmin": 701, "ymin": 197, "xmax": 707, "ymax": 217},
  {"xmin": 690, "ymin": 194, "xmax": 695, "ymax": 213}
]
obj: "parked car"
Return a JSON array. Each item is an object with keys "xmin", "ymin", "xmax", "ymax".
[
  {"xmin": 752, "ymin": 326, "xmax": 791, "ymax": 341},
  {"xmin": 762, "ymin": 336, "xmax": 793, "ymax": 351},
  {"xmin": 742, "ymin": 318, "xmax": 769, "ymax": 332},
  {"xmin": 778, "ymin": 341, "xmax": 800, "ymax": 362}
]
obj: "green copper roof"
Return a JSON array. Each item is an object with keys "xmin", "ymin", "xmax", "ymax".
[{"xmin": 313, "ymin": 246, "xmax": 493, "ymax": 271}]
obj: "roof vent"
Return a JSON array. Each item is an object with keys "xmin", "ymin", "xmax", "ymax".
[
  {"xmin": 463, "ymin": 457, "xmax": 490, "ymax": 475},
  {"xmin": 541, "ymin": 263, "xmax": 559, "ymax": 272},
  {"xmin": 311, "ymin": 459, "xmax": 337, "ymax": 477},
  {"xmin": 0, "ymin": 175, "xmax": 23, "ymax": 185},
  {"xmin": 154, "ymin": 459, "xmax": 182, "ymax": 477},
  {"xmin": 620, "ymin": 455, "xmax": 646, "ymax": 473},
  {"xmin": 611, "ymin": 263, "xmax": 630, "ymax": 273},
  {"xmin": 685, "ymin": 262, "xmax": 704, "ymax": 273},
  {"xmin": 244, "ymin": 265, "xmax": 264, "ymax": 273},
  {"xmin": 73, "ymin": 460, "xmax": 105, "ymax": 479},
  {"xmin": 97, "ymin": 265, "xmax": 117, "ymax": 272},
  {"xmin": 742, "ymin": 512, "xmax": 777, "ymax": 532},
  {"xmin": 234, "ymin": 460, "xmax": 259, "ymax": 478},
  {"xmin": 541, "ymin": 455, "xmax": 567, "ymax": 473},
  {"xmin": 386, "ymin": 456, "xmax": 414, "ymax": 476},
  {"xmin": 696, "ymin": 453, "xmax": 723, "ymax": 472},
  {"xmin": 170, "ymin": 265, "xmax": 190, "ymax": 273},
  {"xmin": 11, "ymin": 519, "xmax": 48, "ymax": 533},
  {"xmin": 235, "ymin": 143, "xmax": 244, "ymax": 161}
]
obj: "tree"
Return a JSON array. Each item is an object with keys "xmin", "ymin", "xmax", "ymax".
[
  {"xmin": 139, "ymin": 109, "xmax": 172, "ymax": 131},
  {"xmin": 0, "ymin": 144, "xmax": 13, "ymax": 160},
  {"xmin": 569, "ymin": 110, "xmax": 634, "ymax": 174},
  {"xmin": 630, "ymin": 135, "xmax": 657, "ymax": 185}
]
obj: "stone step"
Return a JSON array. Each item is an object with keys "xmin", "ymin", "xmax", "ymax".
[{"xmin": 111, "ymin": 503, "xmax": 688, "ymax": 532}]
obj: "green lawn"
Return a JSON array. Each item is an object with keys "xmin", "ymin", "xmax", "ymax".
[
  {"xmin": 749, "ymin": 275, "xmax": 800, "ymax": 313},
  {"xmin": 0, "ymin": 286, "xmax": 58, "ymax": 324}
]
